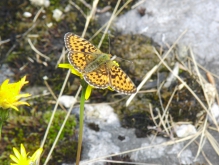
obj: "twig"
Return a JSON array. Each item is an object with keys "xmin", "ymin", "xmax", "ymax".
[
  {"xmin": 43, "ymin": 0, "xmax": 100, "ymax": 165},
  {"xmin": 82, "ymin": 0, "xmax": 99, "ymax": 37},
  {"xmin": 27, "ymin": 38, "xmax": 50, "ymax": 60},
  {"xmin": 126, "ymin": 29, "xmax": 188, "ymax": 106},
  {"xmin": 80, "ymin": 0, "xmax": 91, "ymax": 9},
  {"xmin": 33, "ymin": 7, "xmax": 44, "ymax": 23},
  {"xmin": 89, "ymin": 0, "xmax": 133, "ymax": 41},
  {"xmin": 98, "ymin": 0, "xmax": 121, "ymax": 48},
  {"xmin": 131, "ymin": 0, "xmax": 146, "ymax": 9},
  {"xmin": 44, "ymin": 79, "xmax": 67, "ymax": 111},
  {"xmin": 42, "ymin": 70, "xmax": 78, "ymax": 165},
  {"xmin": 56, "ymin": 47, "xmax": 66, "ymax": 68},
  {"xmin": 69, "ymin": 1, "xmax": 87, "ymax": 19},
  {"xmin": 194, "ymin": 140, "xmax": 212, "ymax": 165},
  {"xmin": 126, "ymin": 65, "xmax": 159, "ymax": 106},
  {"xmin": 81, "ymin": 133, "xmax": 202, "ymax": 165}
]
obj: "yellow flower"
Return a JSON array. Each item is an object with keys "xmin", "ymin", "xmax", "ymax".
[
  {"xmin": 10, "ymin": 144, "xmax": 43, "ymax": 165},
  {"xmin": 59, "ymin": 64, "xmax": 93, "ymax": 99},
  {"xmin": 0, "ymin": 76, "xmax": 31, "ymax": 111}
]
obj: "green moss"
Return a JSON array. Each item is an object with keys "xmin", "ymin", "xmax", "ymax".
[
  {"xmin": 0, "ymin": 109, "xmax": 77, "ymax": 164},
  {"xmin": 43, "ymin": 110, "xmax": 76, "ymax": 142}
]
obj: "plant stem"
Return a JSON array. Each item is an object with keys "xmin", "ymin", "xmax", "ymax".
[
  {"xmin": 0, "ymin": 109, "xmax": 9, "ymax": 140},
  {"xmin": 76, "ymin": 80, "xmax": 87, "ymax": 165}
]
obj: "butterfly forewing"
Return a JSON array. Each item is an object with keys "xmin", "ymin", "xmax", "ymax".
[
  {"xmin": 64, "ymin": 33, "xmax": 101, "ymax": 53},
  {"xmin": 68, "ymin": 52, "xmax": 98, "ymax": 73}
]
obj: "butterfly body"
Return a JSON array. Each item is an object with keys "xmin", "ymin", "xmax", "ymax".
[
  {"xmin": 84, "ymin": 53, "xmax": 111, "ymax": 73},
  {"xmin": 64, "ymin": 32, "xmax": 137, "ymax": 95}
]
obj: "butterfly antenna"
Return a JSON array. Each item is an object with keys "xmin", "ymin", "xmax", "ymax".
[
  {"xmin": 111, "ymin": 55, "xmax": 134, "ymax": 65},
  {"xmin": 107, "ymin": 34, "xmax": 133, "ymax": 65}
]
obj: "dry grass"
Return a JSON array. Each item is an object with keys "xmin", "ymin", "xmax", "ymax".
[
  {"xmin": 44, "ymin": 1, "xmax": 219, "ymax": 164},
  {"xmin": 79, "ymin": 23, "xmax": 219, "ymax": 165},
  {"xmin": 1, "ymin": 0, "xmax": 218, "ymax": 164}
]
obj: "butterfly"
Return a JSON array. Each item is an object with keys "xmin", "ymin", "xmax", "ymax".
[{"xmin": 64, "ymin": 32, "xmax": 136, "ymax": 95}]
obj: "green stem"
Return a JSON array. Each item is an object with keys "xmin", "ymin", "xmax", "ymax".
[
  {"xmin": 0, "ymin": 122, "xmax": 2, "ymax": 140},
  {"xmin": 0, "ymin": 109, "xmax": 9, "ymax": 140},
  {"xmin": 76, "ymin": 80, "xmax": 87, "ymax": 165}
]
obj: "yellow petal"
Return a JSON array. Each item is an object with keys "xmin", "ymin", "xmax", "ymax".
[
  {"xmin": 10, "ymin": 144, "xmax": 40, "ymax": 165},
  {"xmin": 20, "ymin": 76, "xmax": 28, "ymax": 85},
  {"xmin": 10, "ymin": 155, "xmax": 19, "ymax": 163},
  {"xmin": 20, "ymin": 144, "xmax": 27, "ymax": 158},
  {"xmin": 30, "ymin": 148, "xmax": 43, "ymax": 161},
  {"xmin": 70, "ymin": 68, "xmax": 81, "ymax": 77},
  {"xmin": 0, "ymin": 76, "xmax": 31, "ymax": 110},
  {"xmin": 1, "ymin": 79, "xmax": 10, "ymax": 87},
  {"xmin": 85, "ymin": 85, "xmax": 93, "ymax": 100},
  {"xmin": 59, "ymin": 63, "xmax": 83, "ymax": 78},
  {"xmin": 59, "ymin": 63, "xmax": 94, "ymax": 98},
  {"xmin": 16, "ymin": 94, "xmax": 31, "ymax": 100},
  {"xmin": 13, "ymin": 147, "xmax": 21, "ymax": 160},
  {"xmin": 13, "ymin": 101, "xmax": 30, "ymax": 107},
  {"xmin": 10, "ymin": 105, "xmax": 19, "ymax": 111},
  {"xmin": 58, "ymin": 63, "xmax": 72, "ymax": 68}
]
